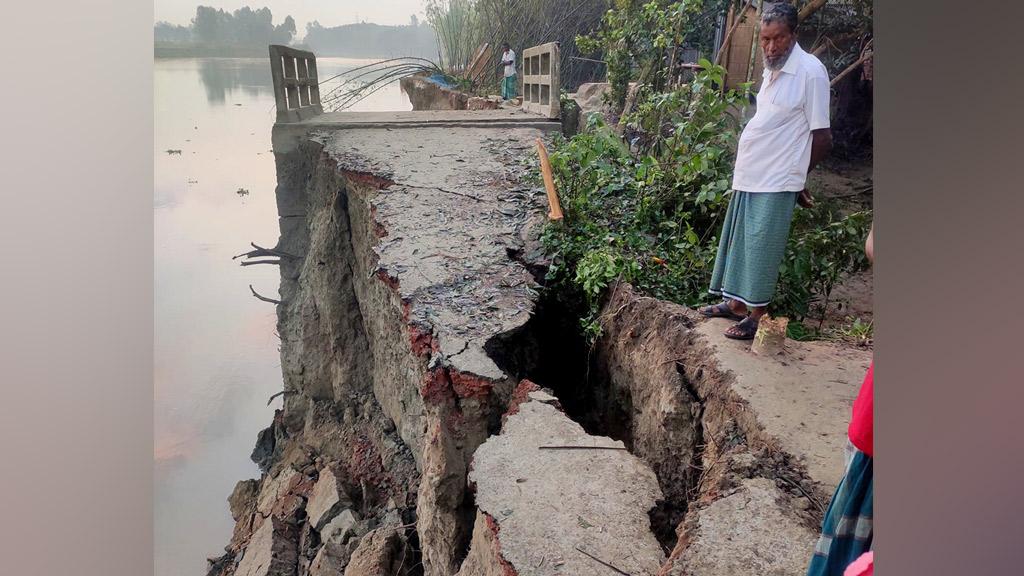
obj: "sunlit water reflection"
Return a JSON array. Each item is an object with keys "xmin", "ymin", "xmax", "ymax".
[{"xmin": 154, "ymin": 57, "xmax": 410, "ymax": 576}]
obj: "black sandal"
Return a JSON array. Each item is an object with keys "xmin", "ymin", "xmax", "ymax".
[
  {"xmin": 724, "ymin": 316, "xmax": 759, "ymax": 340},
  {"xmin": 701, "ymin": 302, "xmax": 746, "ymax": 321}
]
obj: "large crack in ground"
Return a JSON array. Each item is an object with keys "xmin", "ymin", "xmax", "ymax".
[
  {"xmin": 213, "ymin": 118, "xmax": 857, "ymax": 576},
  {"xmin": 484, "ymin": 283, "xmax": 703, "ymax": 555}
]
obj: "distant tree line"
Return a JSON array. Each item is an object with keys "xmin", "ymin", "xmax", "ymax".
[
  {"xmin": 156, "ymin": 6, "xmax": 438, "ymax": 59},
  {"xmin": 154, "ymin": 6, "xmax": 296, "ymax": 54},
  {"xmin": 300, "ymin": 21, "xmax": 438, "ymax": 59}
]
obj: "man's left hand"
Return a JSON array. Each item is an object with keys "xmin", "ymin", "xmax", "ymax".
[{"xmin": 797, "ymin": 189, "xmax": 814, "ymax": 208}]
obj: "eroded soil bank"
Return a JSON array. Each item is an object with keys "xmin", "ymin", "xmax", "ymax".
[{"xmin": 208, "ymin": 114, "xmax": 869, "ymax": 576}]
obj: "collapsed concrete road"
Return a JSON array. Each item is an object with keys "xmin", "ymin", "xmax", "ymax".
[
  {"xmin": 207, "ymin": 110, "xmax": 560, "ymax": 576},
  {"xmin": 208, "ymin": 108, "xmax": 871, "ymax": 576},
  {"xmin": 459, "ymin": 381, "xmax": 665, "ymax": 576}
]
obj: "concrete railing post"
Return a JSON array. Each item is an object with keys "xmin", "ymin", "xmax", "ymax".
[
  {"xmin": 269, "ymin": 45, "xmax": 324, "ymax": 123},
  {"xmin": 521, "ymin": 42, "xmax": 560, "ymax": 119}
]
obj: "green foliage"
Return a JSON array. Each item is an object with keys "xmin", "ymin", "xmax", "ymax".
[
  {"xmin": 827, "ymin": 316, "xmax": 873, "ymax": 346},
  {"xmin": 576, "ymin": 0, "xmax": 718, "ymax": 111},
  {"xmin": 775, "ymin": 205, "xmax": 872, "ymax": 323},
  {"xmin": 542, "ymin": 63, "xmax": 750, "ymax": 338},
  {"xmin": 540, "ymin": 62, "xmax": 871, "ymax": 341},
  {"xmin": 538, "ymin": 1, "xmax": 872, "ymax": 343}
]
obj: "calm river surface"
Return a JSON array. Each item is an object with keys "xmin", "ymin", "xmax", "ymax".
[{"xmin": 154, "ymin": 57, "xmax": 411, "ymax": 576}]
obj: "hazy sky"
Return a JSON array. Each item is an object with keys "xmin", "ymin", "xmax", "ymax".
[{"xmin": 155, "ymin": 1, "xmax": 429, "ymax": 34}]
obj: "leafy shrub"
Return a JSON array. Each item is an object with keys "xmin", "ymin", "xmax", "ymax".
[
  {"xmin": 541, "ymin": 62, "xmax": 751, "ymax": 337},
  {"xmin": 776, "ymin": 204, "xmax": 872, "ymax": 325},
  {"xmin": 541, "ymin": 2, "xmax": 872, "ymax": 342}
]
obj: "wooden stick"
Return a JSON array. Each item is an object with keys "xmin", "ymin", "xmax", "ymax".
[
  {"xmin": 830, "ymin": 51, "xmax": 871, "ymax": 87},
  {"xmin": 574, "ymin": 547, "xmax": 632, "ymax": 575},
  {"xmin": 538, "ymin": 445, "xmax": 628, "ymax": 451},
  {"xmin": 240, "ymin": 259, "xmax": 282, "ymax": 266},
  {"xmin": 535, "ymin": 139, "xmax": 564, "ymax": 221},
  {"xmin": 266, "ymin": 390, "xmax": 297, "ymax": 406},
  {"xmin": 249, "ymin": 284, "xmax": 282, "ymax": 305},
  {"xmin": 798, "ymin": 0, "xmax": 829, "ymax": 23},
  {"xmin": 715, "ymin": 1, "xmax": 752, "ymax": 66},
  {"xmin": 233, "ymin": 242, "xmax": 300, "ymax": 260}
]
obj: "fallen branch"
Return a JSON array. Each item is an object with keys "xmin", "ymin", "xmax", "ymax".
[
  {"xmin": 538, "ymin": 445, "xmax": 628, "ymax": 451},
  {"xmin": 266, "ymin": 390, "xmax": 298, "ymax": 405},
  {"xmin": 777, "ymin": 474, "xmax": 825, "ymax": 516},
  {"xmin": 831, "ymin": 45, "xmax": 873, "ymax": 87},
  {"xmin": 574, "ymin": 547, "xmax": 632, "ymax": 576},
  {"xmin": 249, "ymin": 284, "xmax": 282, "ymax": 305},
  {"xmin": 233, "ymin": 242, "xmax": 300, "ymax": 261},
  {"xmin": 240, "ymin": 259, "xmax": 282, "ymax": 267},
  {"xmin": 399, "ymin": 183, "xmax": 485, "ymax": 203}
]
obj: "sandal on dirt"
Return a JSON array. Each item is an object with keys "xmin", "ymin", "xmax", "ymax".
[
  {"xmin": 724, "ymin": 316, "xmax": 760, "ymax": 340},
  {"xmin": 701, "ymin": 302, "xmax": 746, "ymax": 321}
]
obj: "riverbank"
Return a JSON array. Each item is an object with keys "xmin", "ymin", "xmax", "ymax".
[{"xmin": 206, "ymin": 110, "xmax": 869, "ymax": 576}]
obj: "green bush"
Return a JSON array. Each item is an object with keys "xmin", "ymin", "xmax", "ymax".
[
  {"xmin": 540, "ymin": 63, "xmax": 871, "ymax": 340},
  {"xmin": 541, "ymin": 62, "xmax": 749, "ymax": 336}
]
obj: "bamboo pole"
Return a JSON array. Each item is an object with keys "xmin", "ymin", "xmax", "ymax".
[
  {"xmin": 535, "ymin": 139, "xmax": 563, "ymax": 221},
  {"xmin": 715, "ymin": 1, "xmax": 752, "ymax": 66},
  {"xmin": 746, "ymin": 0, "xmax": 765, "ymax": 84},
  {"xmin": 829, "ymin": 51, "xmax": 871, "ymax": 87},
  {"xmin": 798, "ymin": 0, "xmax": 829, "ymax": 23}
]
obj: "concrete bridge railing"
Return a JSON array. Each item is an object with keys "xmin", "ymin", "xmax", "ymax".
[
  {"xmin": 521, "ymin": 42, "xmax": 560, "ymax": 119},
  {"xmin": 269, "ymin": 45, "xmax": 323, "ymax": 123}
]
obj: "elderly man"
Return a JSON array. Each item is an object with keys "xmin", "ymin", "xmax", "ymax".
[{"xmin": 701, "ymin": 2, "xmax": 832, "ymax": 339}]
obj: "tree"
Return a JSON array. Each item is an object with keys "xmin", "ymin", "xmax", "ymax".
[
  {"xmin": 192, "ymin": 6, "xmax": 227, "ymax": 44},
  {"xmin": 273, "ymin": 15, "xmax": 297, "ymax": 44},
  {"xmin": 410, "ymin": 14, "xmax": 420, "ymax": 27}
]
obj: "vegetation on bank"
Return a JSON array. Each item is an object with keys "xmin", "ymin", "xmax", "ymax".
[
  {"xmin": 536, "ymin": 0, "xmax": 872, "ymax": 341},
  {"xmin": 425, "ymin": 0, "xmax": 609, "ymax": 95}
]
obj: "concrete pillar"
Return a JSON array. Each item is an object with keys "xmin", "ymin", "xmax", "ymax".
[
  {"xmin": 521, "ymin": 42, "xmax": 560, "ymax": 119},
  {"xmin": 269, "ymin": 45, "xmax": 325, "ymax": 123}
]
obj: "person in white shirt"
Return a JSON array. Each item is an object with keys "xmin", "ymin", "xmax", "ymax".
[
  {"xmin": 499, "ymin": 42, "xmax": 517, "ymax": 101},
  {"xmin": 701, "ymin": 2, "xmax": 833, "ymax": 340}
]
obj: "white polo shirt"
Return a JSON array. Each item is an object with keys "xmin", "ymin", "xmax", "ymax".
[
  {"xmin": 732, "ymin": 43, "xmax": 830, "ymax": 193},
  {"xmin": 503, "ymin": 50, "xmax": 517, "ymax": 77}
]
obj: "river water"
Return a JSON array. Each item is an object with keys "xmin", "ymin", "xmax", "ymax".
[{"xmin": 154, "ymin": 57, "xmax": 411, "ymax": 576}]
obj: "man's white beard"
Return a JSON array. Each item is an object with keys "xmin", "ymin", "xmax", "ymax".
[{"xmin": 764, "ymin": 45, "xmax": 794, "ymax": 71}]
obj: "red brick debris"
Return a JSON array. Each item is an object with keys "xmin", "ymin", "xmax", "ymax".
[
  {"xmin": 450, "ymin": 370, "xmax": 495, "ymax": 400},
  {"xmin": 501, "ymin": 379, "xmax": 540, "ymax": 427}
]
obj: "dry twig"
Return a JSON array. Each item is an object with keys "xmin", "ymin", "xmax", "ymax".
[{"xmin": 249, "ymin": 284, "xmax": 282, "ymax": 305}]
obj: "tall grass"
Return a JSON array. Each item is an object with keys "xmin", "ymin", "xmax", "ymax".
[{"xmin": 425, "ymin": 0, "xmax": 487, "ymax": 75}]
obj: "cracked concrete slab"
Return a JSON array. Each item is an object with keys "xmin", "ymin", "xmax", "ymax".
[
  {"xmin": 313, "ymin": 126, "xmax": 548, "ymax": 383},
  {"xmin": 463, "ymin": 391, "xmax": 666, "ymax": 576},
  {"xmin": 665, "ymin": 478, "xmax": 816, "ymax": 576},
  {"xmin": 697, "ymin": 319, "xmax": 871, "ymax": 492}
]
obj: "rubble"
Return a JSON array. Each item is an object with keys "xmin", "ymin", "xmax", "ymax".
[
  {"xmin": 307, "ymin": 469, "xmax": 352, "ymax": 530},
  {"xmin": 459, "ymin": 384, "xmax": 666, "ymax": 576},
  {"xmin": 234, "ymin": 517, "xmax": 299, "ymax": 576}
]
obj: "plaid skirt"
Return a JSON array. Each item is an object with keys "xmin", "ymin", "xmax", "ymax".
[
  {"xmin": 502, "ymin": 75, "xmax": 517, "ymax": 100},
  {"xmin": 807, "ymin": 442, "xmax": 874, "ymax": 576},
  {"xmin": 708, "ymin": 190, "xmax": 798, "ymax": 307}
]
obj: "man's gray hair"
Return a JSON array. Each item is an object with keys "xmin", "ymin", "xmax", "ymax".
[{"xmin": 761, "ymin": 2, "xmax": 799, "ymax": 33}]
